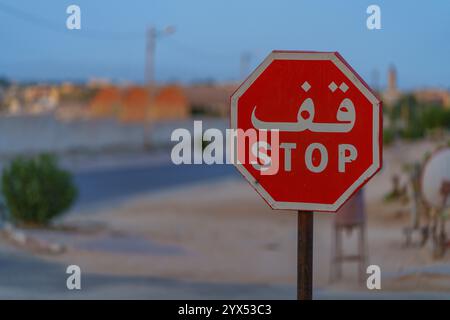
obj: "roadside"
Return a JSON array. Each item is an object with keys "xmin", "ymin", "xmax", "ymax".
[
  {"xmin": 15, "ymin": 176, "xmax": 450, "ymax": 298},
  {"xmin": 0, "ymin": 138, "xmax": 449, "ymax": 299}
]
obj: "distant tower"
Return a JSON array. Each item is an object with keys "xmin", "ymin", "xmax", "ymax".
[
  {"xmin": 383, "ymin": 64, "xmax": 400, "ymax": 107},
  {"xmin": 388, "ymin": 65, "xmax": 397, "ymax": 93}
]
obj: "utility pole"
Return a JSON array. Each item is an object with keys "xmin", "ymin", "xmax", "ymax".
[
  {"xmin": 145, "ymin": 26, "xmax": 175, "ymax": 89},
  {"xmin": 143, "ymin": 25, "xmax": 175, "ymax": 149},
  {"xmin": 145, "ymin": 27, "xmax": 156, "ymax": 88}
]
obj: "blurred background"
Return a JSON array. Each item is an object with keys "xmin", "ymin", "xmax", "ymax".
[{"xmin": 0, "ymin": 0, "xmax": 450, "ymax": 299}]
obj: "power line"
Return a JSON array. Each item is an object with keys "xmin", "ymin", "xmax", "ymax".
[
  {"xmin": 0, "ymin": 2, "xmax": 257, "ymax": 82},
  {"xmin": 163, "ymin": 37, "xmax": 232, "ymax": 61},
  {"xmin": 0, "ymin": 2, "xmax": 143, "ymax": 40},
  {"xmin": 0, "ymin": 2, "xmax": 246, "ymax": 63}
]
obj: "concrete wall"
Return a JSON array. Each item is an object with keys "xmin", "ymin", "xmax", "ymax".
[{"xmin": 0, "ymin": 114, "xmax": 227, "ymax": 156}]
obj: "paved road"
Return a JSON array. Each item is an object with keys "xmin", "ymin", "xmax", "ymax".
[
  {"xmin": 0, "ymin": 244, "xmax": 296, "ymax": 299},
  {"xmin": 1, "ymin": 247, "xmax": 448, "ymax": 299},
  {"xmin": 72, "ymin": 163, "xmax": 238, "ymax": 212}
]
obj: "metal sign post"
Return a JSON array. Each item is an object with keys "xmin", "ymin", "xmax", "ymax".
[{"xmin": 297, "ymin": 211, "xmax": 313, "ymax": 300}]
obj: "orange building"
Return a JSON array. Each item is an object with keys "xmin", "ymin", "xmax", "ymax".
[
  {"xmin": 120, "ymin": 86, "xmax": 152, "ymax": 122},
  {"xmin": 149, "ymin": 85, "xmax": 189, "ymax": 120},
  {"xmin": 90, "ymin": 86, "xmax": 121, "ymax": 118},
  {"xmin": 89, "ymin": 85, "xmax": 190, "ymax": 123}
]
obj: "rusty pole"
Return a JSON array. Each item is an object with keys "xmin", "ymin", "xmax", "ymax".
[{"xmin": 298, "ymin": 210, "xmax": 313, "ymax": 300}]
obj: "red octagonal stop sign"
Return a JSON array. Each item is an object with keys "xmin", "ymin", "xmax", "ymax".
[{"xmin": 230, "ymin": 51, "xmax": 382, "ymax": 212}]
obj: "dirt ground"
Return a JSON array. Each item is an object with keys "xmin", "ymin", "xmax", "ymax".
[{"xmin": 21, "ymin": 138, "xmax": 450, "ymax": 295}]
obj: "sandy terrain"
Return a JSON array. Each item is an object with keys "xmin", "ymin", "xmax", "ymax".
[{"xmin": 8, "ymin": 137, "xmax": 450, "ymax": 297}]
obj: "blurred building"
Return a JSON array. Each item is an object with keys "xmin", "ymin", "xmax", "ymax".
[
  {"xmin": 382, "ymin": 65, "xmax": 401, "ymax": 106},
  {"xmin": 413, "ymin": 89, "xmax": 450, "ymax": 108},
  {"xmin": 381, "ymin": 65, "xmax": 450, "ymax": 110},
  {"xmin": 90, "ymin": 86, "xmax": 121, "ymax": 118},
  {"xmin": 149, "ymin": 85, "xmax": 189, "ymax": 120},
  {"xmin": 120, "ymin": 86, "xmax": 152, "ymax": 122},
  {"xmin": 1, "ymin": 85, "xmax": 22, "ymax": 114},
  {"xmin": 89, "ymin": 85, "xmax": 189, "ymax": 123},
  {"xmin": 0, "ymin": 84, "xmax": 60, "ymax": 115},
  {"xmin": 56, "ymin": 83, "xmax": 98, "ymax": 120},
  {"xmin": 183, "ymin": 83, "xmax": 237, "ymax": 117},
  {"xmin": 23, "ymin": 85, "xmax": 59, "ymax": 114},
  {"xmin": 59, "ymin": 82, "xmax": 79, "ymax": 96},
  {"xmin": 87, "ymin": 77, "xmax": 112, "ymax": 89}
]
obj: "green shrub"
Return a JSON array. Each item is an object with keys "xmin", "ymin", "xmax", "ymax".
[
  {"xmin": 383, "ymin": 128, "xmax": 395, "ymax": 146},
  {"xmin": 1, "ymin": 154, "xmax": 77, "ymax": 226},
  {"xmin": 421, "ymin": 106, "xmax": 450, "ymax": 130},
  {"xmin": 401, "ymin": 123, "xmax": 425, "ymax": 140}
]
